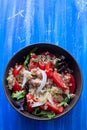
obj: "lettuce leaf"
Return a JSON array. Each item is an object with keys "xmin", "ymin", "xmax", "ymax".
[
  {"xmin": 11, "ymin": 90, "xmax": 26, "ymax": 100},
  {"xmin": 32, "ymin": 107, "xmax": 56, "ymax": 119}
]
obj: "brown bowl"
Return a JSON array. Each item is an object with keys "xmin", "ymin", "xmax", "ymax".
[{"xmin": 3, "ymin": 43, "xmax": 82, "ymax": 120}]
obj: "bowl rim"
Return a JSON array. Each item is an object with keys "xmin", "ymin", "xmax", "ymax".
[{"xmin": 3, "ymin": 42, "xmax": 83, "ymax": 120}]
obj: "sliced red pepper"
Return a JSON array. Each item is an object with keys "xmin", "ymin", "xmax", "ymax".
[
  {"xmin": 52, "ymin": 71, "xmax": 69, "ymax": 90},
  {"xmin": 12, "ymin": 80, "xmax": 21, "ymax": 91},
  {"xmin": 38, "ymin": 61, "xmax": 45, "ymax": 70},
  {"xmin": 46, "ymin": 101, "xmax": 64, "ymax": 114},
  {"xmin": 26, "ymin": 93, "xmax": 34, "ymax": 112},
  {"xmin": 13, "ymin": 65, "xmax": 23, "ymax": 76},
  {"xmin": 64, "ymin": 73, "xmax": 76, "ymax": 93}
]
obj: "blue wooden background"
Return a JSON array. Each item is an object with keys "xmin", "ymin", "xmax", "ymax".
[{"xmin": 0, "ymin": 0, "xmax": 87, "ymax": 130}]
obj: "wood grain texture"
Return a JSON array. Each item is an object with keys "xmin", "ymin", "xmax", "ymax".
[{"xmin": 0, "ymin": 0, "xmax": 87, "ymax": 130}]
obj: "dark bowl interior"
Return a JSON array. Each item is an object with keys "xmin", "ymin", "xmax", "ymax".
[{"xmin": 4, "ymin": 43, "xmax": 82, "ymax": 120}]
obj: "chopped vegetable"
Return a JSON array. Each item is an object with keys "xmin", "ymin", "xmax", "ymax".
[
  {"xmin": 21, "ymin": 69, "xmax": 31, "ymax": 88},
  {"xmin": 38, "ymin": 62, "xmax": 45, "ymax": 70},
  {"xmin": 45, "ymin": 62, "xmax": 53, "ymax": 78},
  {"xmin": 45, "ymin": 62, "xmax": 53, "ymax": 70},
  {"xmin": 28, "ymin": 57, "xmax": 38, "ymax": 70},
  {"xmin": 46, "ymin": 69, "xmax": 53, "ymax": 78},
  {"xmin": 21, "ymin": 77, "xmax": 27, "ymax": 88},
  {"xmin": 26, "ymin": 93, "xmax": 37, "ymax": 112},
  {"xmin": 13, "ymin": 65, "xmax": 23, "ymax": 76},
  {"xmin": 12, "ymin": 98, "xmax": 25, "ymax": 111},
  {"xmin": 26, "ymin": 93, "xmax": 35, "ymax": 112},
  {"xmin": 64, "ymin": 74, "xmax": 76, "ymax": 93},
  {"xmin": 46, "ymin": 101, "xmax": 64, "ymax": 114},
  {"xmin": 52, "ymin": 71, "xmax": 69, "ymax": 90},
  {"xmin": 47, "ymin": 93, "xmax": 54, "ymax": 105},
  {"xmin": 24, "ymin": 55, "xmax": 30, "ymax": 68},
  {"xmin": 32, "ymin": 107, "xmax": 56, "ymax": 119},
  {"xmin": 26, "ymin": 93, "xmax": 34, "ymax": 100},
  {"xmin": 32, "ymin": 102, "xmax": 44, "ymax": 108},
  {"xmin": 12, "ymin": 80, "xmax": 22, "ymax": 91},
  {"xmin": 37, "ymin": 69, "xmax": 47, "ymax": 93},
  {"xmin": 24, "ymin": 47, "xmax": 37, "ymax": 68},
  {"xmin": 57, "ymin": 97, "xmax": 70, "ymax": 107},
  {"xmin": 11, "ymin": 90, "xmax": 26, "ymax": 100}
]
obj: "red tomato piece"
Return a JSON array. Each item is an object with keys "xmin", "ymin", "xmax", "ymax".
[
  {"xmin": 13, "ymin": 65, "xmax": 23, "ymax": 77},
  {"xmin": 52, "ymin": 71, "xmax": 69, "ymax": 90},
  {"xmin": 28, "ymin": 53, "xmax": 38, "ymax": 70},
  {"xmin": 28, "ymin": 58, "xmax": 38, "ymax": 70},
  {"xmin": 40, "ymin": 104, "xmax": 49, "ymax": 111},
  {"xmin": 64, "ymin": 73, "xmax": 76, "ymax": 93},
  {"xmin": 26, "ymin": 93, "xmax": 34, "ymax": 100},
  {"xmin": 45, "ymin": 61, "xmax": 53, "ymax": 70},
  {"xmin": 46, "ymin": 101, "xmax": 64, "ymax": 114},
  {"xmin": 46, "ymin": 69, "xmax": 53, "ymax": 78},
  {"xmin": 12, "ymin": 80, "xmax": 21, "ymax": 91},
  {"xmin": 38, "ymin": 62, "xmax": 45, "ymax": 70},
  {"xmin": 26, "ymin": 93, "xmax": 34, "ymax": 112},
  {"xmin": 45, "ymin": 62, "xmax": 53, "ymax": 78}
]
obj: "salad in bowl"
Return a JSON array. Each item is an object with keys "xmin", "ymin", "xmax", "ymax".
[{"xmin": 4, "ymin": 43, "xmax": 82, "ymax": 120}]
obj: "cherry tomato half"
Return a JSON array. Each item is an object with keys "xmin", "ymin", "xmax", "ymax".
[
  {"xmin": 52, "ymin": 71, "xmax": 69, "ymax": 90},
  {"xmin": 64, "ymin": 73, "xmax": 76, "ymax": 93}
]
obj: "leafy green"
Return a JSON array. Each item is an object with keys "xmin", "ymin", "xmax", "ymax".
[
  {"xmin": 24, "ymin": 55, "xmax": 30, "ymax": 68},
  {"xmin": 32, "ymin": 107, "xmax": 56, "ymax": 119},
  {"xmin": 23, "ymin": 47, "xmax": 37, "ymax": 68},
  {"xmin": 11, "ymin": 90, "xmax": 26, "ymax": 100},
  {"xmin": 57, "ymin": 97, "xmax": 70, "ymax": 107}
]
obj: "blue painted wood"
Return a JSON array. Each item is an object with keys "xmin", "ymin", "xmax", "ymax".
[{"xmin": 0, "ymin": 0, "xmax": 87, "ymax": 130}]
